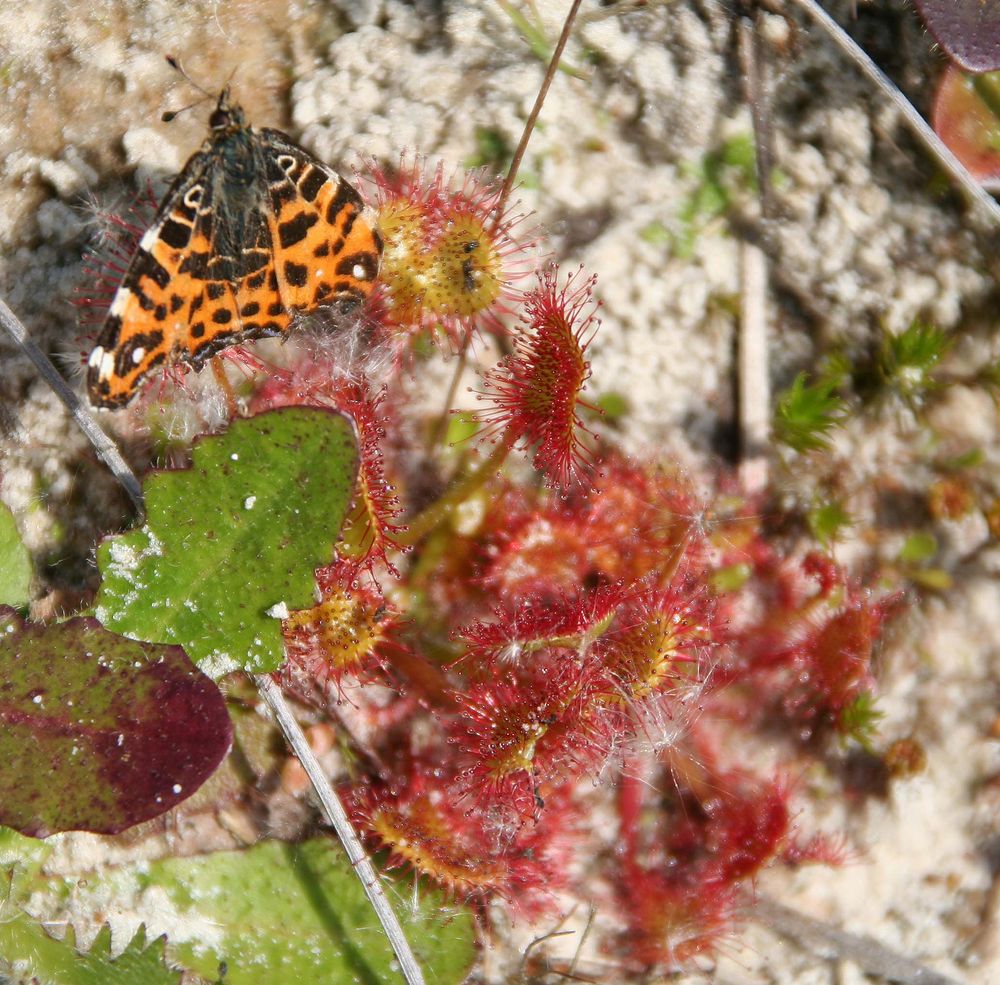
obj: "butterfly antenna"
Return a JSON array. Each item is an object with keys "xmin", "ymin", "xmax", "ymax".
[{"xmin": 162, "ymin": 54, "xmax": 213, "ymax": 122}]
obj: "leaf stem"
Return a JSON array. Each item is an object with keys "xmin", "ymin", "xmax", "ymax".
[
  {"xmin": 425, "ymin": 332, "xmax": 472, "ymax": 453},
  {"xmin": 253, "ymin": 673, "xmax": 426, "ymax": 985},
  {"xmin": 494, "ymin": 0, "xmax": 584, "ymax": 220},
  {"xmin": 972, "ymin": 72, "xmax": 1000, "ymax": 124},
  {"xmin": 0, "ymin": 296, "xmax": 145, "ymax": 517},
  {"xmin": 398, "ymin": 436, "xmax": 512, "ymax": 548}
]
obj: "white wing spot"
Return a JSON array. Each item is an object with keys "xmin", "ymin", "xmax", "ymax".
[
  {"xmin": 100, "ymin": 350, "xmax": 116, "ymax": 380},
  {"xmin": 131, "ymin": 347, "xmax": 146, "ymax": 365},
  {"xmin": 88, "ymin": 346, "xmax": 104, "ymax": 369},
  {"xmin": 109, "ymin": 289, "xmax": 131, "ymax": 317},
  {"xmin": 353, "ymin": 264, "xmax": 367, "ymax": 279}
]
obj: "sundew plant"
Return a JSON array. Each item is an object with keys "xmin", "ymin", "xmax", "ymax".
[{"xmin": 1, "ymin": 2, "xmax": 997, "ymax": 984}]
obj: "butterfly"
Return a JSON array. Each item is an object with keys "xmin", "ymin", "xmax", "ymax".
[{"xmin": 86, "ymin": 88, "xmax": 383, "ymax": 408}]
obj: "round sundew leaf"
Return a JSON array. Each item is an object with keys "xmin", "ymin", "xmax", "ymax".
[
  {"xmin": 95, "ymin": 408, "xmax": 359, "ymax": 676},
  {"xmin": 0, "ymin": 501, "xmax": 31, "ymax": 606},
  {"xmin": 0, "ymin": 608, "xmax": 232, "ymax": 838},
  {"xmin": 932, "ymin": 65, "xmax": 1000, "ymax": 188},
  {"xmin": 913, "ymin": 0, "xmax": 1000, "ymax": 72}
]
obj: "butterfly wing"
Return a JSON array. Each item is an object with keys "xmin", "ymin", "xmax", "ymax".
[
  {"xmin": 181, "ymin": 199, "xmax": 289, "ymax": 368},
  {"xmin": 86, "ymin": 147, "xmax": 286, "ymax": 406},
  {"xmin": 87, "ymin": 119, "xmax": 382, "ymax": 410},
  {"xmin": 86, "ymin": 156, "xmax": 219, "ymax": 408},
  {"xmin": 259, "ymin": 129, "xmax": 382, "ymax": 316}
]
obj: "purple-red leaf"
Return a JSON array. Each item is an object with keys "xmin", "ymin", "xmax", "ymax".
[
  {"xmin": 914, "ymin": 0, "xmax": 1000, "ymax": 72},
  {"xmin": 0, "ymin": 607, "xmax": 232, "ymax": 837}
]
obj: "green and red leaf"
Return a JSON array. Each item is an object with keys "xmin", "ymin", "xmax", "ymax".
[{"xmin": 0, "ymin": 608, "xmax": 231, "ymax": 837}]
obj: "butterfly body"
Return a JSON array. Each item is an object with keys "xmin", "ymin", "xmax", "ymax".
[{"xmin": 87, "ymin": 90, "xmax": 382, "ymax": 408}]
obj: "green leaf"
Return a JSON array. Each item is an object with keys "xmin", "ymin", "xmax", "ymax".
[
  {"xmin": 496, "ymin": 0, "xmax": 587, "ymax": 78},
  {"xmin": 592, "ymin": 391, "xmax": 630, "ymax": 421},
  {"xmin": 410, "ymin": 330, "xmax": 437, "ymax": 361},
  {"xmin": 719, "ymin": 132, "xmax": 756, "ymax": 178},
  {"xmin": 95, "ymin": 409, "xmax": 359, "ymax": 676},
  {"xmin": 899, "ymin": 531, "xmax": 938, "ymax": 564},
  {"xmin": 446, "ymin": 410, "xmax": 479, "ymax": 446},
  {"xmin": 674, "ymin": 134, "xmax": 758, "ymax": 257},
  {"xmin": 0, "ymin": 609, "xmax": 231, "ymax": 837},
  {"xmin": 0, "ymin": 830, "xmax": 179, "ymax": 984},
  {"xmin": 30, "ymin": 838, "xmax": 476, "ymax": 985},
  {"xmin": 909, "ymin": 567, "xmax": 953, "ymax": 591},
  {"xmin": 880, "ymin": 320, "xmax": 950, "ymax": 397},
  {"xmin": 710, "ymin": 562, "xmax": 752, "ymax": 593},
  {"xmin": 0, "ymin": 920, "xmax": 180, "ymax": 985},
  {"xmin": 639, "ymin": 221, "xmax": 671, "ymax": 245},
  {"xmin": 808, "ymin": 501, "xmax": 854, "ymax": 548},
  {"xmin": 774, "ymin": 372, "xmax": 846, "ymax": 453},
  {"xmin": 465, "ymin": 126, "xmax": 511, "ymax": 172},
  {"xmin": 943, "ymin": 447, "xmax": 984, "ymax": 471},
  {"xmin": 0, "ymin": 501, "xmax": 31, "ymax": 606},
  {"xmin": 838, "ymin": 691, "xmax": 883, "ymax": 748}
]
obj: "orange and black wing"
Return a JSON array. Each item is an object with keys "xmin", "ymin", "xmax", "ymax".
[
  {"xmin": 87, "ymin": 122, "xmax": 382, "ymax": 410},
  {"xmin": 86, "ymin": 156, "xmax": 222, "ymax": 409},
  {"xmin": 87, "ymin": 157, "xmax": 288, "ymax": 407},
  {"xmin": 179, "ymin": 202, "xmax": 289, "ymax": 369},
  {"xmin": 259, "ymin": 130, "xmax": 382, "ymax": 317}
]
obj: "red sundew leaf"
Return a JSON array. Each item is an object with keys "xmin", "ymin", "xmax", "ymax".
[
  {"xmin": 0, "ymin": 608, "xmax": 231, "ymax": 838},
  {"xmin": 594, "ymin": 582, "xmax": 715, "ymax": 702},
  {"xmin": 456, "ymin": 581, "xmax": 629, "ymax": 662},
  {"xmin": 613, "ymin": 761, "xmax": 791, "ymax": 970},
  {"xmin": 474, "ymin": 264, "xmax": 600, "ymax": 490},
  {"xmin": 913, "ymin": 0, "xmax": 1000, "ymax": 72},
  {"xmin": 278, "ymin": 560, "xmax": 397, "ymax": 696},
  {"xmin": 932, "ymin": 65, "xmax": 1000, "ymax": 188},
  {"xmin": 613, "ymin": 861, "xmax": 737, "ymax": 971},
  {"xmin": 808, "ymin": 601, "xmax": 882, "ymax": 712},
  {"xmin": 782, "ymin": 831, "xmax": 852, "ymax": 868},
  {"xmin": 452, "ymin": 655, "xmax": 615, "ymax": 821},
  {"xmin": 704, "ymin": 780, "xmax": 790, "ymax": 883},
  {"xmin": 356, "ymin": 756, "xmax": 577, "ymax": 915},
  {"xmin": 476, "ymin": 455, "xmax": 706, "ymax": 604}
]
